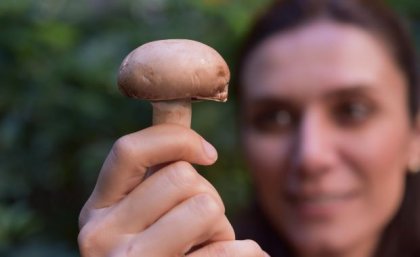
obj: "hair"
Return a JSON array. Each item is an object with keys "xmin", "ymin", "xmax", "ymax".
[{"xmin": 234, "ymin": 0, "xmax": 420, "ymax": 256}]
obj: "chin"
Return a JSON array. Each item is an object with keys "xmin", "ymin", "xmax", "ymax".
[
  {"xmin": 287, "ymin": 230, "xmax": 349, "ymax": 256},
  {"xmin": 281, "ymin": 220, "xmax": 379, "ymax": 257}
]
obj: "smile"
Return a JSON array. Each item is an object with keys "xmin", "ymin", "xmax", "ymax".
[
  {"xmin": 298, "ymin": 193, "xmax": 355, "ymax": 204},
  {"xmin": 286, "ymin": 191, "xmax": 358, "ymax": 219}
]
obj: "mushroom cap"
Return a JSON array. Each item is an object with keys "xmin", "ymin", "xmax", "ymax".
[{"xmin": 117, "ymin": 39, "xmax": 229, "ymax": 102}]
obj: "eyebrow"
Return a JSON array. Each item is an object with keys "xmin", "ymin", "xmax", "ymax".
[
  {"xmin": 245, "ymin": 85, "xmax": 376, "ymax": 107},
  {"xmin": 322, "ymin": 85, "xmax": 376, "ymax": 100}
]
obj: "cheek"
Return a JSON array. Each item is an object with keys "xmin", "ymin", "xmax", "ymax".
[
  {"xmin": 321, "ymin": 120, "xmax": 412, "ymax": 251},
  {"xmin": 243, "ymin": 132, "xmax": 290, "ymax": 191},
  {"xmin": 345, "ymin": 121, "xmax": 410, "ymax": 200}
]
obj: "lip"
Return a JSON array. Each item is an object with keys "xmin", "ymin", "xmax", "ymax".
[{"xmin": 285, "ymin": 191, "xmax": 358, "ymax": 220}]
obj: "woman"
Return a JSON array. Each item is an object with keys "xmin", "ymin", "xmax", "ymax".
[
  {"xmin": 78, "ymin": 0, "xmax": 420, "ymax": 256},
  {"xmin": 234, "ymin": 1, "xmax": 420, "ymax": 257}
]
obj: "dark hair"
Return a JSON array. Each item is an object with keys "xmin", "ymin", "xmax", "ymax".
[{"xmin": 235, "ymin": 0, "xmax": 420, "ymax": 256}]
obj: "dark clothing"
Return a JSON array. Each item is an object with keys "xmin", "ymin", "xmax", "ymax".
[{"xmin": 233, "ymin": 204, "xmax": 292, "ymax": 257}]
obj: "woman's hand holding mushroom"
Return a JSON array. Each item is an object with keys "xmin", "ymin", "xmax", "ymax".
[
  {"xmin": 78, "ymin": 125, "xmax": 262, "ymax": 256},
  {"xmin": 78, "ymin": 40, "xmax": 267, "ymax": 257}
]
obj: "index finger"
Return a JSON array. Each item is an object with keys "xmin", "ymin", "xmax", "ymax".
[{"xmin": 85, "ymin": 124, "xmax": 217, "ymax": 211}]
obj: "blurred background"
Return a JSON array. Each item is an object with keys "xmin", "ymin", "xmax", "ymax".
[{"xmin": 0, "ymin": 0, "xmax": 419, "ymax": 256}]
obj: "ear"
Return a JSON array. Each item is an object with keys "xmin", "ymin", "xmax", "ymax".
[{"xmin": 408, "ymin": 114, "xmax": 420, "ymax": 174}]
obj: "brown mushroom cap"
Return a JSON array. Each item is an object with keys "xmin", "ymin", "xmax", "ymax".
[{"xmin": 117, "ymin": 39, "xmax": 229, "ymax": 102}]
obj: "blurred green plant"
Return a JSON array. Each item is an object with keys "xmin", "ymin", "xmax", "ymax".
[
  {"xmin": 0, "ymin": 0, "xmax": 271, "ymax": 255},
  {"xmin": 0, "ymin": 0, "xmax": 418, "ymax": 256}
]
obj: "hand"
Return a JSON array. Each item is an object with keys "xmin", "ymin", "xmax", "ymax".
[{"xmin": 78, "ymin": 124, "xmax": 266, "ymax": 257}]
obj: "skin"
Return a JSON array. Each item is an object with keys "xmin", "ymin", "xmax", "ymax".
[
  {"xmin": 241, "ymin": 20, "xmax": 420, "ymax": 257},
  {"xmin": 78, "ymin": 19, "xmax": 420, "ymax": 257},
  {"xmin": 78, "ymin": 124, "xmax": 267, "ymax": 257}
]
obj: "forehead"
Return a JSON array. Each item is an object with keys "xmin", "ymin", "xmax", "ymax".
[{"xmin": 241, "ymin": 20, "xmax": 404, "ymax": 100}]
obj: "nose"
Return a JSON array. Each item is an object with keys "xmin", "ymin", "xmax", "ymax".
[{"xmin": 292, "ymin": 109, "xmax": 336, "ymax": 178}]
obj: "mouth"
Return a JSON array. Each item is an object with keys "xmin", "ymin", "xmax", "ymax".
[
  {"xmin": 286, "ymin": 191, "xmax": 358, "ymax": 219},
  {"xmin": 292, "ymin": 193, "xmax": 355, "ymax": 203}
]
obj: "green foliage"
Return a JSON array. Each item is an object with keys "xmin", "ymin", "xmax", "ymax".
[
  {"xmin": 0, "ymin": 0, "xmax": 270, "ymax": 255},
  {"xmin": 0, "ymin": 0, "xmax": 418, "ymax": 256}
]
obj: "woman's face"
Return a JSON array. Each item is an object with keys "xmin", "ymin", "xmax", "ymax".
[{"xmin": 241, "ymin": 21, "xmax": 420, "ymax": 256}]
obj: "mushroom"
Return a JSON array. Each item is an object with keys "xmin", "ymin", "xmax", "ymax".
[{"xmin": 117, "ymin": 39, "xmax": 230, "ymax": 127}]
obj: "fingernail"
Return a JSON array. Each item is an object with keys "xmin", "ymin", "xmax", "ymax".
[{"xmin": 202, "ymin": 139, "xmax": 218, "ymax": 161}]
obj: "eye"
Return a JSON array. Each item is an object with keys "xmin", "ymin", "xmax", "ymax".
[
  {"xmin": 251, "ymin": 108, "xmax": 295, "ymax": 134},
  {"xmin": 333, "ymin": 99, "xmax": 375, "ymax": 126}
]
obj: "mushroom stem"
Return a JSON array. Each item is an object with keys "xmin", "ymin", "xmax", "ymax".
[{"xmin": 151, "ymin": 100, "xmax": 192, "ymax": 127}]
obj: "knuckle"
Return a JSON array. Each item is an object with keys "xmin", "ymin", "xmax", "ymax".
[
  {"xmin": 212, "ymin": 215, "xmax": 235, "ymax": 242},
  {"xmin": 243, "ymin": 240, "xmax": 263, "ymax": 256},
  {"xmin": 78, "ymin": 223, "xmax": 103, "ymax": 256},
  {"xmin": 165, "ymin": 161, "xmax": 197, "ymax": 189},
  {"xmin": 224, "ymin": 219, "xmax": 236, "ymax": 240},
  {"xmin": 190, "ymin": 193, "xmax": 223, "ymax": 220},
  {"xmin": 111, "ymin": 135, "xmax": 136, "ymax": 161}
]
